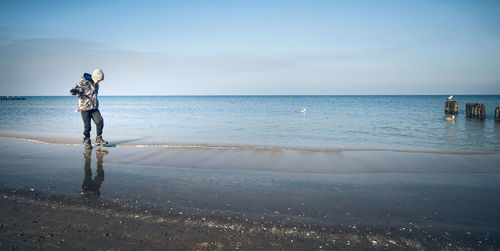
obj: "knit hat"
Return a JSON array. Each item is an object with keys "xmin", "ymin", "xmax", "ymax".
[{"xmin": 91, "ymin": 69, "xmax": 104, "ymax": 83}]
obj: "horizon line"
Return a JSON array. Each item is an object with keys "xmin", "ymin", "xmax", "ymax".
[{"xmin": 3, "ymin": 94, "xmax": 500, "ymax": 97}]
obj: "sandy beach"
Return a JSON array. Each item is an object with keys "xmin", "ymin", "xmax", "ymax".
[
  {"xmin": 1, "ymin": 137, "xmax": 499, "ymax": 250},
  {"xmin": 3, "ymin": 0, "xmax": 500, "ymax": 248}
]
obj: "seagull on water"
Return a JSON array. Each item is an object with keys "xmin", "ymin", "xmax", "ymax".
[
  {"xmin": 447, "ymin": 95, "xmax": 453, "ymax": 100},
  {"xmin": 444, "ymin": 115, "xmax": 455, "ymax": 121}
]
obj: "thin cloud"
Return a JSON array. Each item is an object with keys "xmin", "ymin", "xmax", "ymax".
[{"xmin": 0, "ymin": 37, "xmax": 499, "ymax": 95}]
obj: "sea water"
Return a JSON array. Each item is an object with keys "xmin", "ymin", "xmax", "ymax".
[{"xmin": 1, "ymin": 95, "xmax": 499, "ymax": 152}]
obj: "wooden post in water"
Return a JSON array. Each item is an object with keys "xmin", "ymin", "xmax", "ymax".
[
  {"xmin": 444, "ymin": 101, "xmax": 458, "ymax": 115},
  {"xmin": 466, "ymin": 103, "xmax": 486, "ymax": 120},
  {"xmin": 495, "ymin": 107, "xmax": 500, "ymax": 121}
]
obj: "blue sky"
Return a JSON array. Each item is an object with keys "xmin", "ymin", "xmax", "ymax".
[{"xmin": 1, "ymin": 0, "xmax": 499, "ymax": 95}]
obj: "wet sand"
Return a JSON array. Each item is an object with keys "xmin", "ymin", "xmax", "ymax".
[{"xmin": 1, "ymin": 138, "xmax": 499, "ymax": 250}]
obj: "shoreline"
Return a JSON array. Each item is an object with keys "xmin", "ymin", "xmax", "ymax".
[
  {"xmin": 1, "ymin": 135, "xmax": 499, "ymax": 156},
  {"xmin": 1, "ymin": 138, "xmax": 499, "ymax": 249},
  {"xmin": 1, "ymin": 137, "xmax": 500, "ymax": 176}
]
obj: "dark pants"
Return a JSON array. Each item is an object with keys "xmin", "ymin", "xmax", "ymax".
[{"xmin": 81, "ymin": 109, "xmax": 104, "ymax": 139}]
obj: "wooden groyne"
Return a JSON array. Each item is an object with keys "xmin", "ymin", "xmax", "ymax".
[
  {"xmin": 444, "ymin": 100, "xmax": 499, "ymax": 121},
  {"xmin": 444, "ymin": 101, "xmax": 458, "ymax": 115},
  {"xmin": 466, "ymin": 103, "xmax": 486, "ymax": 120},
  {"xmin": 1, "ymin": 96, "xmax": 25, "ymax": 100}
]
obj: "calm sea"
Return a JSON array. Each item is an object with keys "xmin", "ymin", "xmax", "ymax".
[{"xmin": 1, "ymin": 95, "xmax": 499, "ymax": 152}]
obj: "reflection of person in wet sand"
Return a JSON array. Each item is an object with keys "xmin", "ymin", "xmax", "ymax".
[{"xmin": 81, "ymin": 149, "xmax": 107, "ymax": 197}]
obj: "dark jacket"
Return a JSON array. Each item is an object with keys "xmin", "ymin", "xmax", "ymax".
[{"xmin": 70, "ymin": 73, "xmax": 99, "ymax": 111}]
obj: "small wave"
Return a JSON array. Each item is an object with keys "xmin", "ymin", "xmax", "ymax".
[
  {"xmin": 0, "ymin": 136, "xmax": 81, "ymax": 146},
  {"xmin": 1, "ymin": 135, "xmax": 499, "ymax": 156}
]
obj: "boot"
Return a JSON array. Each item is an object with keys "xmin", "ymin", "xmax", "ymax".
[
  {"xmin": 95, "ymin": 136, "xmax": 108, "ymax": 146},
  {"xmin": 83, "ymin": 138, "xmax": 92, "ymax": 149}
]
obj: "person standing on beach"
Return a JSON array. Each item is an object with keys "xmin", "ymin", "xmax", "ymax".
[{"xmin": 70, "ymin": 69, "xmax": 108, "ymax": 149}]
